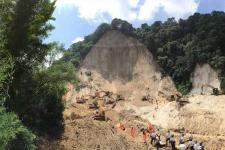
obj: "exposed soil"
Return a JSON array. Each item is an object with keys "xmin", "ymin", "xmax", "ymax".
[
  {"xmin": 190, "ymin": 64, "xmax": 221, "ymax": 94},
  {"xmin": 40, "ymin": 30, "xmax": 225, "ymax": 150}
]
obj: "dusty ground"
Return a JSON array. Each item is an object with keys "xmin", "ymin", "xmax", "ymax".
[
  {"xmin": 40, "ymin": 102, "xmax": 155, "ymax": 150},
  {"xmin": 60, "ymin": 77, "xmax": 225, "ymax": 149},
  {"xmin": 40, "ymin": 94, "xmax": 225, "ymax": 150},
  {"xmin": 60, "ymin": 104, "xmax": 148, "ymax": 150},
  {"xmin": 42, "ymin": 87, "xmax": 225, "ymax": 149},
  {"xmin": 114, "ymin": 95, "xmax": 225, "ymax": 149}
]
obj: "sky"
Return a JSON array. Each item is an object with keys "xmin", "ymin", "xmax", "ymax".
[{"xmin": 47, "ymin": 0, "xmax": 225, "ymax": 48}]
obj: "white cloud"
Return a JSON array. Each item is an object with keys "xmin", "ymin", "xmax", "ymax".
[
  {"xmin": 54, "ymin": 0, "xmax": 199, "ymax": 22},
  {"xmin": 54, "ymin": 0, "xmax": 140, "ymax": 22},
  {"xmin": 138, "ymin": 0, "xmax": 161, "ymax": 21},
  {"xmin": 161, "ymin": 0, "xmax": 199, "ymax": 20},
  {"xmin": 138, "ymin": 0, "xmax": 199, "ymax": 21},
  {"xmin": 72, "ymin": 37, "xmax": 84, "ymax": 43},
  {"xmin": 127, "ymin": 0, "xmax": 140, "ymax": 8}
]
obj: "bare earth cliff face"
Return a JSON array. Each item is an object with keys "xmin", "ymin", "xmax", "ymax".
[
  {"xmin": 190, "ymin": 64, "xmax": 221, "ymax": 94},
  {"xmin": 80, "ymin": 30, "xmax": 177, "ymax": 101},
  {"xmin": 60, "ymin": 30, "xmax": 225, "ymax": 149}
]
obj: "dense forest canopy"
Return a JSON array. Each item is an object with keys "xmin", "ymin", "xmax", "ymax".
[{"xmin": 65, "ymin": 12, "xmax": 225, "ymax": 94}]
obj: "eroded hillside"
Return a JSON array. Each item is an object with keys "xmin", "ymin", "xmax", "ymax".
[
  {"xmin": 79, "ymin": 30, "xmax": 178, "ymax": 101},
  {"xmin": 58, "ymin": 30, "xmax": 225, "ymax": 150}
]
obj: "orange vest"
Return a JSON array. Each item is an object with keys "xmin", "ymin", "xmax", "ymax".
[
  {"xmin": 148, "ymin": 122, "xmax": 153, "ymax": 134},
  {"xmin": 143, "ymin": 131, "xmax": 147, "ymax": 143},
  {"xmin": 130, "ymin": 127, "xmax": 136, "ymax": 137}
]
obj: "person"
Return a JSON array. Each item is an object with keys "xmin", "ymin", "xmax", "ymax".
[
  {"xmin": 151, "ymin": 130, "xmax": 157, "ymax": 145},
  {"xmin": 189, "ymin": 133, "xmax": 193, "ymax": 141},
  {"xmin": 148, "ymin": 122, "xmax": 153, "ymax": 135},
  {"xmin": 155, "ymin": 134, "xmax": 161, "ymax": 150},
  {"xmin": 194, "ymin": 140, "xmax": 199, "ymax": 150},
  {"xmin": 179, "ymin": 133, "xmax": 185, "ymax": 144},
  {"xmin": 187, "ymin": 139, "xmax": 194, "ymax": 150},
  {"xmin": 166, "ymin": 130, "xmax": 171, "ymax": 147},
  {"xmin": 170, "ymin": 134, "xmax": 176, "ymax": 150},
  {"xmin": 198, "ymin": 142, "xmax": 204, "ymax": 150},
  {"xmin": 142, "ymin": 129, "xmax": 147, "ymax": 144},
  {"xmin": 130, "ymin": 126, "xmax": 136, "ymax": 138},
  {"xmin": 179, "ymin": 142, "xmax": 186, "ymax": 150},
  {"xmin": 156, "ymin": 128, "xmax": 160, "ymax": 136}
]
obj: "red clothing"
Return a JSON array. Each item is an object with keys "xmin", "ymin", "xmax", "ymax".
[
  {"xmin": 143, "ymin": 131, "xmax": 147, "ymax": 143},
  {"xmin": 148, "ymin": 122, "xmax": 153, "ymax": 134},
  {"xmin": 130, "ymin": 127, "xmax": 136, "ymax": 137}
]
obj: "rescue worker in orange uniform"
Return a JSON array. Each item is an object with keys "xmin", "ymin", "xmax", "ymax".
[
  {"xmin": 148, "ymin": 122, "xmax": 153, "ymax": 135},
  {"xmin": 142, "ymin": 129, "xmax": 147, "ymax": 144},
  {"xmin": 130, "ymin": 126, "xmax": 136, "ymax": 138}
]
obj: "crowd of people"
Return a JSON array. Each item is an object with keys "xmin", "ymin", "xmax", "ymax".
[
  {"xmin": 149, "ymin": 129, "xmax": 205, "ymax": 150},
  {"xmin": 117, "ymin": 122, "xmax": 205, "ymax": 150}
]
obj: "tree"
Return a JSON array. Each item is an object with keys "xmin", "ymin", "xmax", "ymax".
[
  {"xmin": 136, "ymin": 12, "xmax": 225, "ymax": 94},
  {"xmin": 43, "ymin": 42, "xmax": 65, "ymax": 68},
  {"xmin": 23, "ymin": 60, "xmax": 76, "ymax": 135},
  {"xmin": 2, "ymin": 0, "xmax": 71, "ymax": 136},
  {"xmin": 6, "ymin": 0, "xmax": 55, "ymax": 71},
  {"xmin": 111, "ymin": 18, "xmax": 135, "ymax": 35},
  {"xmin": 0, "ymin": 0, "xmax": 16, "ymax": 103},
  {"xmin": 0, "ymin": 1, "xmax": 36, "ymax": 149},
  {"xmin": 0, "ymin": 108, "xmax": 36, "ymax": 150}
]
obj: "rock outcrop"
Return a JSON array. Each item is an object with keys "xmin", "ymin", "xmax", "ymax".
[{"xmin": 190, "ymin": 64, "xmax": 221, "ymax": 94}]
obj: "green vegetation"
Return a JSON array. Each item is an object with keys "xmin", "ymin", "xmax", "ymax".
[
  {"xmin": 1, "ymin": 1, "xmax": 36, "ymax": 149},
  {"xmin": 0, "ymin": 0, "xmax": 76, "ymax": 149},
  {"xmin": 66, "ymin": 12, "xmax": 225, "ymax": 94},
  {"xmin": 136, "ymin": 12, "xmax": 225, "ymax": 94},
  {"xmin": 0, "ymin": 40, "xmax": 35, "ymax": 150},
  {"xmin": 0, "ymin": 108, "xmax": 36, "ymax": 150}
]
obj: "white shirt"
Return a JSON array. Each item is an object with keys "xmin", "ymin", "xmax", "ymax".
[
  {"xmin": 194, "ymin": 143, "xmax": 200, "ymax": 150},
  {"xmin": 179, "ymin": 144, "xmax": 186, "ymax": 150},
  {"xmin": 151, "ymin": 132, "xmax": 156, "ymax": 138},
  {"xmin": 166, "ymin": 132, "xmax": 171, "ymax": 139},
  {"xmin": 197, "ymin": 145, "xmax": 203, "ymax": 150}
]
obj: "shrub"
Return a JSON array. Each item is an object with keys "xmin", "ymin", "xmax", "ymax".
[{"xmin": 0, "ymin": 108, "xmax": 36, "ymax": 150}]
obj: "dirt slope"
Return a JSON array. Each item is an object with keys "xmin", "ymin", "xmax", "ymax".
[
  {"xmin": 56, "ymin": 30, "xmax": 225, "ymax": 149},
  {"xmin": 57, "ymin": 104, "xmax": 155, "ymax": 150},
  {"xmin": 79, "ymin": 30, "xmax": 178, "ymax": 101}
]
